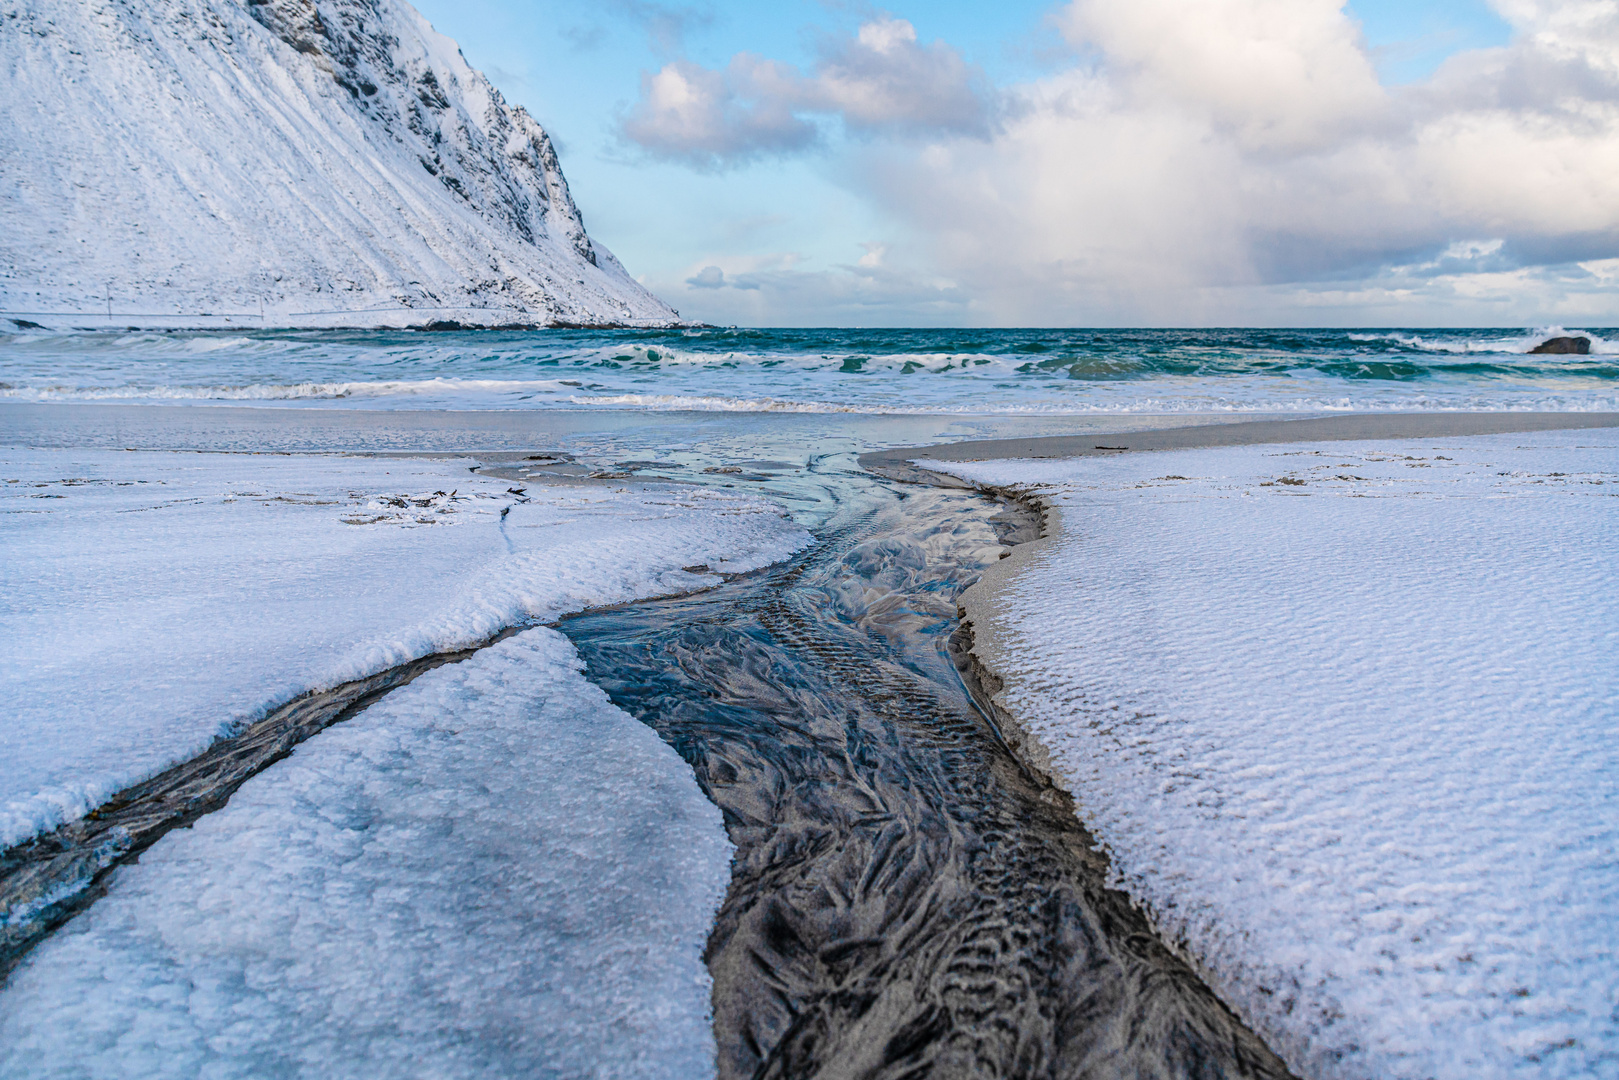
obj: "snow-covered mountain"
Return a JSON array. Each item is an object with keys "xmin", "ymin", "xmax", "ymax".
[{"xmin": 0, "ymin": 0, "xmax": 679, "ymax": 328}]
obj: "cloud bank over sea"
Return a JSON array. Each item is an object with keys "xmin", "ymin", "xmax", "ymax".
[{"xmin": 616, "ymin": 0, "xmax": 1619, "ymax": 326}]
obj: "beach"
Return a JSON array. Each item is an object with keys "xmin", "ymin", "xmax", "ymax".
[
  {"xmin": 2, "ymin": 328, "xmax": 1617, "ymax": 1078},
  {"xmin": 0, "ymin": 399, "xmax": 1297, "ymax": 1076}
]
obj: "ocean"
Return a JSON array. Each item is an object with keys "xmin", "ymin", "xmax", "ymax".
[{"xmin": 3, "ymin": 326, "xmax": 1616, "ymax": 414}]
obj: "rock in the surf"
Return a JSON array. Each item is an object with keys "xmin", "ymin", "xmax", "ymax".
[{"xmin": 1529, "ymin": 336, "xmax": 1592, "ymax": 355}]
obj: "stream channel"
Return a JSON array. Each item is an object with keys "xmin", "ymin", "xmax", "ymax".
[
  {"xmin": 0, "ymin": 406, "xmax": 1295, "ymax": 1078},
  {"xmin": 557, "ymin": 449, "xmax": 1293, "ymax": 1080}
]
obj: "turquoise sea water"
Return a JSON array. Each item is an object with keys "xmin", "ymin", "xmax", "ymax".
[{"xmin": 2, "ymin": 326, "xmax": 1615, "ymax": 414}]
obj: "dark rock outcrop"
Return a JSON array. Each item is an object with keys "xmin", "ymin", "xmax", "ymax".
[{"xmin": 1529, "ymin": 336, "xmax": 1591, "ymax": 355}]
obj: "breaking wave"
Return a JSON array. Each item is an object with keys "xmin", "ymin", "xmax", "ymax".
[
  {"xmin": 2, "ymin": 326, "xmax": 1615, "ymax": 414},
  {"xmin": 0, "ymin": 378, "xmax": 576, "ymax": 403},
  {"xmin": 1348, "ymin": 327, "xmax": 1618, "ymax": 355}
]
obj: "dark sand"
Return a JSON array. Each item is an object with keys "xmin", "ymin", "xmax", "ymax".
[{"xmin": 860, "ymin": 411, "xmax": 1619, "ymax": 484}]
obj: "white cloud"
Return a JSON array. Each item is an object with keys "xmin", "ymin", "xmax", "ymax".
[
  {"xmin": 619, "ymin": 17, "xmax": 995, "ymax": 168},
  {"xmin": 801, "ymin": 16, "xmax": 995, "ymax": 137},
  {"xmin": 620, "ymin": 58, "xmax": 817, "ymax": 168},
  {"xmin": 856, "ymin": 0, "xmax": 1619, "ymax": 322},
  {"xmin": 634, "ymin": 0, "xmax": 1619, "ymax": 324},
  {"xmin": 685, "ymin": 265, "xmax": 727, "ymax": 288},
  {"xmin": 1059, "ymin": 0, "xmax": 1388, "ymax": 150}
]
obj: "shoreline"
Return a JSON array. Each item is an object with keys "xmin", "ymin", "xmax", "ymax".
[
  {"xmin": 9, "ymin": 407, "xmax": 1612, "ymax": 1067},
  {"xmin": 5, "ymin": 314, "xmax": 695, "ymax": 333},
  {"xmin": 859, "ymin": 409, "xmax": 1619, "ymax": 485},
  {"xmin": 3, "ymin": 426, "xmax": 1299, "ymax": 1072},
  {"xmin": 0, "ymin": 434, "xmax": 1298, "ymax": 1075},
  {"xmin": 865, "ymin": 409, "xmax": 1619, "ymax": 792}
]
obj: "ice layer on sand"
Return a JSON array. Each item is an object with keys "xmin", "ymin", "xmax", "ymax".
[
  {"xmin": 0, "ymin": 628, "xmax": 732, "ymax": 1078},
  {"xmin": 1, "ymin": 448, "xmax": 808, "ymax": 848},
  {"xmin": 0, "ymin": 448, "xmax": 810, "ymax": 1077},
  {"xmin": 926, "ymin": 430, "xmax": 1619, "ymax": 1080}
]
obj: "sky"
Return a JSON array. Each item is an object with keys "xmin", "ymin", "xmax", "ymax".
[{"xmin": 410, "ymin": 0, "xmax": 1619, "ymax": 327}]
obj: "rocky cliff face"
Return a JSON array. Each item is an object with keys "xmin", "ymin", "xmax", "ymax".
[{"xmin": 0, "ymin": 0, "xmax": 678, "ymax": 327}]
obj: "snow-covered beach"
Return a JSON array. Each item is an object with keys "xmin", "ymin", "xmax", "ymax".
[
  {"xmin": 5, "ymin": 396, "xmax": 1616, "ymax": 1078},
  {"xmin": 0, "ymin": 437, "xmax": 808, "ymax": 1075},
  {"xmin": 0, "ymin": 447, "xmax": 807, "ymax": 849},
  {"xmin": 0, "ymin": 303, "xmax": 1616, "ymax": 1080},
  {"xmin": 2, "ymin": 629, "xmax": 736, "ymax": 1078},
  {"xmin": 922, "ymin": 425, "xmax": 1619, "ymax": 1079}
]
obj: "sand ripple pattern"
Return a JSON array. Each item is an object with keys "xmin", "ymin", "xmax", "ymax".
[{"xmin": 564, "ymin": 471, "xmax": 1293, "ymax": 1079}]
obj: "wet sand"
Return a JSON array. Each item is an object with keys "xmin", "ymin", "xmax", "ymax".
[
  {"xmin": 561, "ymin": 467, "xmax": 1295, "ymax": 1078},
  {"xmin": 859, "ymin": 410, "xmax": 1619, "ymax": 487}
]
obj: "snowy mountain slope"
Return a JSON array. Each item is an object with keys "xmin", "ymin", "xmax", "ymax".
[{"xmin": 0, "ymin": 0, "xmax": 679, "ymax": 328}]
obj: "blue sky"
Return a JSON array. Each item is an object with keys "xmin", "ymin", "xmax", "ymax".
[
  {"xmin": 1348, "ymin": 0, "xmax": 1511, "ymax": 81},
  {"xmin": 410, "ymin": 0, "xmax": 1614, "ymax": 326}
]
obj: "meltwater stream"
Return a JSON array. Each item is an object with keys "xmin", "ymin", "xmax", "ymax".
[{"xmin": 560, "ymin": 455, "xmax": 1293, "ymax": 1079}]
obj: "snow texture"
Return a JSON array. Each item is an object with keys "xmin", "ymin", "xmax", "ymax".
[
  {"xmin": 0, "ymin": 448, "xmax": 809, "ymax": 850},
  {"xmin": 0, "ymin": 627, "xmax": 732, "ymax": 1079},
  {"xmin": 0, "ymin": 0, "xmax": 678, "ymax": 328},
  {"xmin": 927, "ymin": 431, "xmax": 1619, "ymax": 1080}
]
